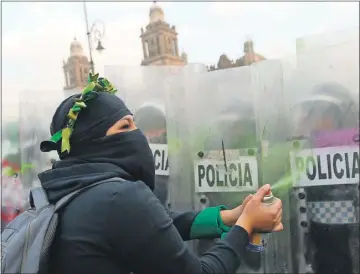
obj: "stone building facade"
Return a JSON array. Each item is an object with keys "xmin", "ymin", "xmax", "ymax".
[
  {"xmin": 62, "ymin": 2, "xmax": 267, "ymax": 88},
  {"xmin": 209, "ymin": 40, "xmax": 266, "ymax": 71}
]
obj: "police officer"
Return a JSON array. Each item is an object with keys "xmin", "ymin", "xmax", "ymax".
[
  {"xmin": 134, "ymin": 103, "xmax": 170, "ymax": 208},
  {"xmin": 195, "ymin": 101, "xmax": 261, "ymax": 270},
  {"xmin": 199, "ymin": 101, "xmax": 258, "ymax": 209},
  {"xmin": 291, "ymin": 82, "xmax": 359, "ymax": 274}
]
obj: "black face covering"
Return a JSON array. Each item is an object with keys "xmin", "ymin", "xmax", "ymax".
[
  {"xmin": 66, "ymin": 129, "xmax": 155, "ymax": 190},
  {"xmin": 68, "ymin": 129, "xmax": 155, "ymax": 190},
  {"xmin": 41, "ymin": 92, "xmax": 156, "ymax": 190}
]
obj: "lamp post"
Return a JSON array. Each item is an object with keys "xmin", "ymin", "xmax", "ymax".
[{"xmin": 83, "ymin": 1, "xmax": 105, "ymax": 73}]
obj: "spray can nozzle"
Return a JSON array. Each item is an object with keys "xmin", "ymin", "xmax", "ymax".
[{"xmin": 265, "ymin": 189, "xmax": 272, "ymax": 196}]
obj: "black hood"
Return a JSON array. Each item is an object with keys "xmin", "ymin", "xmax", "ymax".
[
  {"xmin": 38, "ymin": 87, "xmax": 155, "ymax": 204},
  {"xmin": 39, "ymin": 160, "xmax": 134, "ymax": 204}
]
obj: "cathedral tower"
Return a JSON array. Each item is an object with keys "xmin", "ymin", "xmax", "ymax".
[
  {"xmin": 140, "ymin": 2, "xmax": 187, "ymax": 66},
  {"xmin": 63, "ymin": 38, "xmax": 91, "ymax": 90}
]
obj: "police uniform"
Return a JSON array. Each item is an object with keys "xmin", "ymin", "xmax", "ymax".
[{"xmin": 291, "ymin": 83, "xmax": 359, "ymax": 274}]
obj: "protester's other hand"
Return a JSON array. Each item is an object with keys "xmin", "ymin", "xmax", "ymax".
[
  {"xmin": 220, "ymin": 194, "xmax": 253, "ymax": 226},
  {"xmin": 235, "ymin": 184, "xmax": 283, "ymax": 235}
]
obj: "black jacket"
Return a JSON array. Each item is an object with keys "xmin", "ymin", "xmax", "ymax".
[{"xmin": 40, "ymin": 161, "xmax": 249, "ymax": 274}]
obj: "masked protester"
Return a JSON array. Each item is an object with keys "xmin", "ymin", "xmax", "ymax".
[
  {"xmin": 39, "ymin": 73, "xmax": 282, "ymax": 274},
  {"xmin": 134, "ymin": 103, "xmax": 170, "ymax": 208},
  {"xmin": 291, "ymin": 82, "xmax": 359, "ymax": 274}
]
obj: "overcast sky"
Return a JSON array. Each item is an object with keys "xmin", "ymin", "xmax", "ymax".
[{"xmin": 2, "ymin": 1, "xmax": 359, "ymax": 120}]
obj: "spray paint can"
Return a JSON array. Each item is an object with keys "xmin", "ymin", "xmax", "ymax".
[{"xmin": 246, "ymin": 189, "xmax": 276, "ymax": 252}]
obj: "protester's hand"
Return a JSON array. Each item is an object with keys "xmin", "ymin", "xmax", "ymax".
[
  {"xmin": 220, "ymin": 194, "xmax": 253, "ymax": 226},
  {"xmin": 235, "ymin": 184, "xmax": 283, "ymax": 235}
]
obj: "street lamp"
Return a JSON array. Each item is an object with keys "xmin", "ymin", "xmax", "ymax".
[
  {"xmin": 83, "ymin": 1, "xmax": 105, "ymax": 73},
  {"xmin": 96, "ymin": 40, "xmax": 105, "ymax": 54}
]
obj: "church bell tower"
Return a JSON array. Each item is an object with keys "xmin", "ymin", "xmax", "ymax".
[
  {"xmin": 140, "ymin": 2, "xmax": 187, "ymax": 66},
  {"xmin": 63, "ymin": 38, "xmax": 91, "ymax": 91}
]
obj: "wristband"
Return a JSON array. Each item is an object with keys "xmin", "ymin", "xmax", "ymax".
[{"xmin": 190, "ymin": 205, "xmax": 231, "ymax": 239}]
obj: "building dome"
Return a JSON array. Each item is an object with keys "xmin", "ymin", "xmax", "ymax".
[
  {"xmin": 70, "ymin": 37, "xmax": 84, "ymax": 57},
  {"xmin": 181, "ymin": 51, "xmax": 188, "ymax": 64},
  {"xmin": 149, "ymin": 2, "xmax": 164, "ymax": 23}
]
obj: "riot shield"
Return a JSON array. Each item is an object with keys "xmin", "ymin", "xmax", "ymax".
[
  {"xmin": 104, "ymin": 64, "xmax": 208, "ymax": 208},
  {"xmin": 18, "ymin": 90, "xmax": 65, "ymax": 189},
  {"xmin": 166, "ymin": 65, "xmax": 266, "ymax": 273},
  {"xmin": 262, "ymin": 29, "xmax": 359, "ymax": 274},
  {"xmin": 135, "ymin": 102, "xmax": 170, "ymax": 207},
  {"xmin": 1, "ymin": 119, "xmax": 25, "ymax": 231},
  {"xmin": 251, "ymin": 59, "xmax": 295, "ymax": 274}
]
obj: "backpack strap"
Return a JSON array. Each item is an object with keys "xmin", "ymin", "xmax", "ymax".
[
  {"xmin": 54, "ymin": 177, "xmax": 124, "ymax": 211},
  {"xmin": 29, "ymin": 187, "xmax": 50, "ymax": 211}
]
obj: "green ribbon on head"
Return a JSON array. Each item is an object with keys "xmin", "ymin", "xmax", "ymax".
[{"xmin": 47, "ymin": 72, "xmax": 118, "ymax": 157}]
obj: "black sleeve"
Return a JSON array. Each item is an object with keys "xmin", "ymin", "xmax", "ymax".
[
  {"xmin": 106, "ymin": 181, "xmax": 249, "ymax": 274},
  {"xmin": 166, "ymin": 209, "xmax": 199, "ymax": 241}
]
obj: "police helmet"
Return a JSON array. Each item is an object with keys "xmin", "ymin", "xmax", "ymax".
[
  {"xmin": 205, "ymin": 100, "xmax": 256, "ymax": 150},
  {"xmin": 134, "ymin": 102, "xmax": 167, "ymax": 144},
  {"xmin": 292, "ymin": 82, "xmax": 358, "ymax": 137}
]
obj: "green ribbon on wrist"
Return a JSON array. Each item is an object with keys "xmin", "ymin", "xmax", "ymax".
[{"xmin": 190, "ymin": 205, "xmax": 231, "ymax": 239}]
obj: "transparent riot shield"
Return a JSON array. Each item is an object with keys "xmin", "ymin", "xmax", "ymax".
[
  {"xmin": 1, "ymin": 118, "xmax": 25, "ymax": 231},
  {"xmin": 135, "ymin": 102, "xmax": 170, "ymax": 207},
  {"xmin": 104, "ymin": 64, "xmax": 207, "ymax": 208},
  {"xmin": 18, "ymin": 90, "xmax": 65, "ymax": 190},
  {"xmin": 166, "ymin": 65, "xmax": 266, "ymax": 273},
  {"xmin": 263, "ymin": 29, "xmax": 359, "ymax": 274},
  {"xmin": 251, "ymin": 59, "xmax": 295, "ymax": 274}
]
